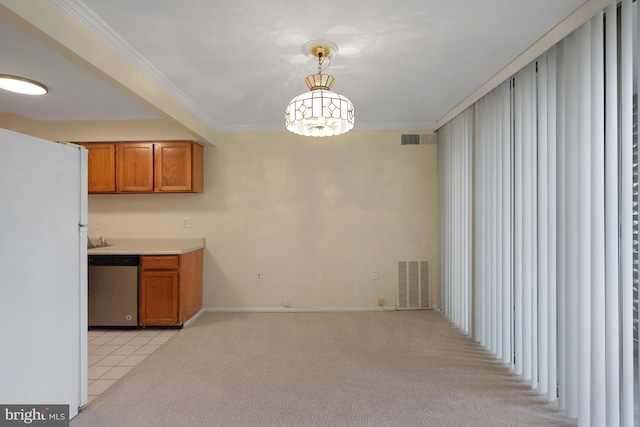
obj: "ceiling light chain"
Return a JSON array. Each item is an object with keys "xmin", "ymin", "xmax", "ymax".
[
  {"xmin": 285, "ymin": 41, "xmax": 354, "ymax": 137},
  {"xmin": 316, "ymin": 50, "xmax": 331, "ymax": 74}
]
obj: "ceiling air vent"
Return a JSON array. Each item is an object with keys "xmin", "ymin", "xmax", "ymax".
[{"xmin": 401, "ymin": 133, "xmax": 437, "ymax": 145}]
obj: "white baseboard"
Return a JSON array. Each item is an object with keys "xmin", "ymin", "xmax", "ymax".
[
  {"xmin": 182, "ymin": 308, "xmax": 205, "ymax": 326},
  {"xmin": 203, "ymin": 306, "xmax": 398, "ymax": 313}
]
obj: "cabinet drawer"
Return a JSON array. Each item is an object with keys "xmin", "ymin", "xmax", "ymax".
[{"xmin": 141, "ymin": 255, "xmax": 179, "ymax": 270}]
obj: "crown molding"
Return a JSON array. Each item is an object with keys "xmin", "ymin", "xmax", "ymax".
[
  {"xmin": 53, "ymin": 0, "xmax": 220, "ymax": 130},
  {"xmin": 435, "ymin": 0, "xmax": 612, "ymax": 130}
]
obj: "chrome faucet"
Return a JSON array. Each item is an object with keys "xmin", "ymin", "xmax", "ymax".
[{"xmin": 99, "ymin": 236, "xmax": 106, "ymax": 246}]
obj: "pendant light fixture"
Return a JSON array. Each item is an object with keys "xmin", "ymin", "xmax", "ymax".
[
  {"xmin": 0, "ymin": 74, "xmax": 48, "ymax": 95},
  {"xmin": 285, "ymin": 41, "xmax": 354, "ymax": 137}
]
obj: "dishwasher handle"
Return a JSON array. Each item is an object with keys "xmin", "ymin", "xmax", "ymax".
[{"xmin": 88, "ymin": 255, "xmax": 140, "ymax": 266}]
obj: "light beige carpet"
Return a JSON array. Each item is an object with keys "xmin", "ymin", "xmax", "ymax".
[{"xmin": 71, "ymin": 311, "xmax": 576, "ymax": 426}]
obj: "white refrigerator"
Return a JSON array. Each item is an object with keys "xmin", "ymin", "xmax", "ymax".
[{"xmin": 0, "ymin": 128, "xmax": 88, "ymax": 418}]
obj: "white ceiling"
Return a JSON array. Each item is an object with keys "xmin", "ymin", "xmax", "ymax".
[{"xmin": 0, "ymin": 0, "xmax": 588, "ymax": 134}]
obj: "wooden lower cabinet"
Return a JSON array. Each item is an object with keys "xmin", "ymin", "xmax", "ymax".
[
  {"xmin": 139, "ymin": 270, "xmax": 179, "ymax": 325},
  {"xmin": 139, "ymin": 249, "xmax": 203, "ymax": 326}
]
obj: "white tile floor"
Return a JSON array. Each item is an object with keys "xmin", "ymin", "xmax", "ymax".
[{"xmin": 86, "ymin": 329, "xmax": 178, "ymax": 406}]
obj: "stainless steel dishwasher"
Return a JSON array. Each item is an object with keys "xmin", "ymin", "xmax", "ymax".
[{"xmin": 88, "ymin": 255, "xmax": 140, "ymax": 327}]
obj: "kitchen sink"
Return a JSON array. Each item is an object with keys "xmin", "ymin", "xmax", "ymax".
[{"xmin": 87, "ymin": 244, "xmax": 112, "ymax": 249}]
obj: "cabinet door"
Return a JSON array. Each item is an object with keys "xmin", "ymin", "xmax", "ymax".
[
  {"xmin": 139, "ymin": 270, "xmax": 179, "ymax": 326},
  {"xmin": 79, "ymin": 143, "xmax": 116, "ymax": 193},
  {"xmin": 117, "ymin": 143, "xmax": 154, "ymax": 192},
  {"xmin": 154, "ymin": 142, "xmax": 193, "ymax": 192}
]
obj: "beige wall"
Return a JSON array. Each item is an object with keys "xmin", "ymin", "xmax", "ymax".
[
  {"xmin": 4, "ymin": 118, "xmax": 439, "ymax": 310},
  {"xmin": 0, "ymin": 115, "xmax": 201, "ymax": 143}
]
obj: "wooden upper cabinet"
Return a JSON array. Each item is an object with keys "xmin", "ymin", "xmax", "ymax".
[
  {"xmin": 79, "ymin": 141, "xmax": 203, "ymax": 194},
  {"xmin": 78, "ymin": 143, "xmax": 116, "ymax": 193},
  {"xmin": 117, "ymin": 143, "xmax": 154, "ymax": 192},
  {"xmin": 154, "ymin": 142, "xmax": 203, "ymax": 193}
]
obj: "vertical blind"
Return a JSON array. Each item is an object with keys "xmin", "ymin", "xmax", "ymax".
[
  {"xmin": 436, "ymin": 1, "xmax": 636, "ymax": 425},
  {"xmin": 438, "ymin": 108, "xmax": 473, "ymax": 334}
]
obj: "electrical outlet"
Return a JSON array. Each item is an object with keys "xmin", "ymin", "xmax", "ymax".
[
  {"xmin": 371, "ymin": 270, "xmax": 378, "ymax": 280},
  {"xmin": 256, "ymin": 271, "xmax": 263, "ymax": 282},
  {"xmin": 315, "ymin": 270, "xmax": 323, "ymax": 281},
  {"xmin": 182, "ymin": 217, "xmax": 192, "ymax": 228}
]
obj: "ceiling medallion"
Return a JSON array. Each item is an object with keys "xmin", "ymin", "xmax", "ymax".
[{"xmin": 285, "ymin": 40, "xmax": 354, "ymax": 137}]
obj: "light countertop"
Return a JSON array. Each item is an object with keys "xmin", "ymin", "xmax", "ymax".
[{"xmin": 87, "ymin": 237, "xmax": 205, "ymax": 255}]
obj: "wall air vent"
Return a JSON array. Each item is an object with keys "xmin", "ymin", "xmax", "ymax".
[
  {"xmin": 398, "ymin": 261, "xmax": 430, "ymax": 309},
  {"xmin": 401, "ymin": 134, "xmax": 437, "ymax": 145}
]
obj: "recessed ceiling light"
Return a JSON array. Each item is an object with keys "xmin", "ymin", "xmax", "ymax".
[{"xmin": 0, "ymin": 75, "xmax": 48, "ymax": 95}]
